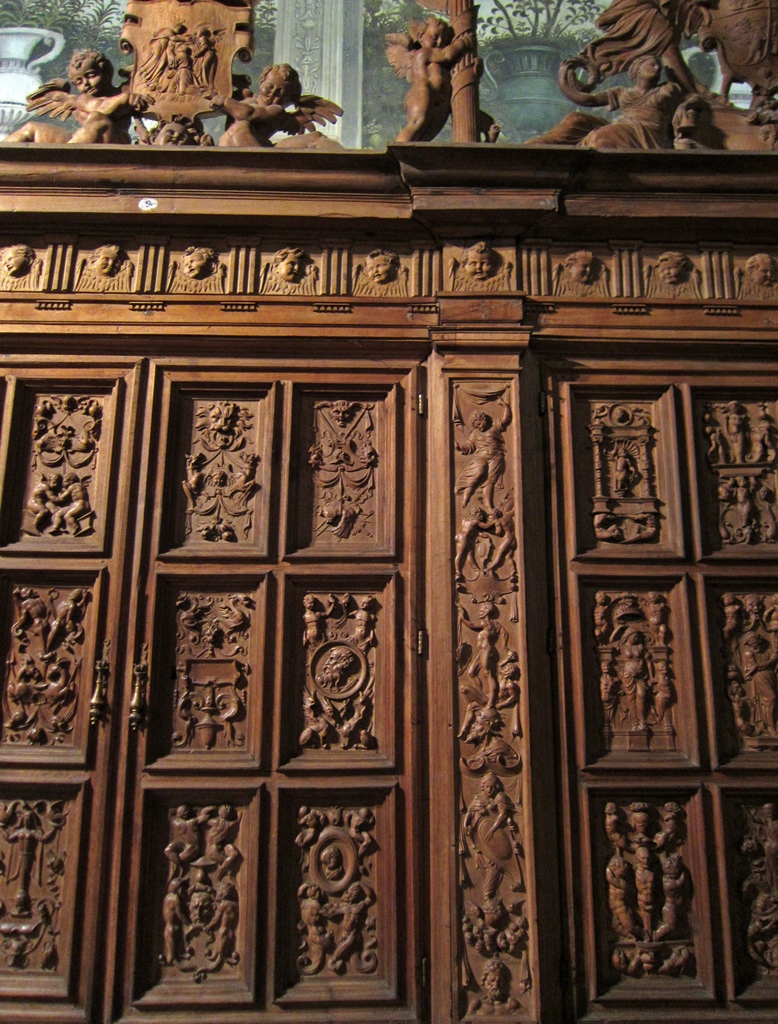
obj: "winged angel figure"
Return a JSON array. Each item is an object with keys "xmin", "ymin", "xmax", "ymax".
[
  {"xmin": 5, "ymin": 49, "xmax": 147, "ymax": 145},
  {"xmin": 385, "ymin": 16, "xmax": 499, "ymax": 143},
  {"xmin": 212, "ymin": 63, "xmax": 343, "ymax": 149}
]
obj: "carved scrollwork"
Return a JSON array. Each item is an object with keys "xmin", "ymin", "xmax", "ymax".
[
  {"xmin": 595, "ymin": 591, "xmax": 676, "ymax": 753},
  {"xmin": 22, "ymin": 394, "xmax": 102, "ymax": 540},
  {"xmin": 450, "ymin": 241, "xmax": 513, "ymax": 293},
  {"xmin": 452, "ymin": 380, "xmax": 528, "ymax": 1012},
  {"xmin": 589, "ymin": 401, "xmax": 660, "ymax": 544},
  {"xmin": 3, "ymin": 586, "xmax": 90, "ymax": 746},
  {"xmin": 0, "ymin": 245, "xmax": 44, "ymax": 292},
  {"xmin": 308, "ymin": 400, "xmax": 378, "ymax": 543},
  {"xmin": 172, "ymin": 592, "xmax": 253, "ymax": 751},
  {"xmin": 75, "ymin": 245, "xmax": 134, "ymax": 292},
  {"xmin": 603, "ymin": 800, "xmax": 695, "ymax": 978},
  {"xmin": 739, "ymin": 801, "xmax": 778, "ymax": 975},
  {"xmin": 160, "ymin": 803, "xmax": 242, "ymax": 982},
  {"xmin": 353, "ymin": 250, "xmax": 409, "ymax": 297},
  {"xmin": 182, "ymin": 400, "xmax": 260, "ymax": 544},
  {"xmin": 295, "ymin": 805, "xmax": 378, "ymax": 977},
  {"xmin": 300, "ymin": 592, "xmax": 377, "ymax": 751},
  {"xmin": 704, "ymin": 400, "xmax": 778, "ymax": 546},
  {"xmin": 167, "ymin": 247, "xmax": 226, "ymax": 294},
  {"xmin": 645, "ymin": 251, "xmax": 702, "ymax": 299},
  {"xmin": 0, "ymin": 799, "xmax": 68, "ymax": 971},
  {"xmin": 720, "ymin": 592, "xmax": 778, "ymax": 750},
  {"xmin": 259, "ymin": 247, "xmax": 318, "ymax": 295}
]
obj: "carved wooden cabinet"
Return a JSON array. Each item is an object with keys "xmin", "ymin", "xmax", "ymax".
[{"xmin": 0, "ymin": 146, "xmax": 776, "ymax": 1024}]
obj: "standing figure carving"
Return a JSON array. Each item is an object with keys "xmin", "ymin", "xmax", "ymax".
[
  {"xmin": 719, "ymin": 592, "xmax": 778, "ymax": 750},
  {"xmin": 595, "ymin": 591, "xmax": 676, "ymax": 752},
  {"xmin": 741, "ymin": 801, "xmax": 778, "ymax": 976}
]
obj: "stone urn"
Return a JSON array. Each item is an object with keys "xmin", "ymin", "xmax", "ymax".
[
  {"xmin": 0, "ymin": 27, "xmax": 65, "ymax": 139},
  {"xmin": 483, "ymin": 41, "xmax": 573, "ymax": 142}
]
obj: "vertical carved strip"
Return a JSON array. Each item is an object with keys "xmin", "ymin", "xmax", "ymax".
[
  {"xmin": 451, "ymin": 379, "xmax": 529, "ymax": 1014},
  {"xmin": 50, "ymin": 242, "xmax": 75, "ymax": 292}
]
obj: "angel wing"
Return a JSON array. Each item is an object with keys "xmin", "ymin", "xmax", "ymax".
[
  {"xmin": 292, "ymin": 95, "xmax": 344, "ymax": 133},
  {"xmin": 385, "ymin": 33, "xmax": 415, "ymax": 81},
  {"xmin": 26, "ymin": 79, "xmax": 76, "ymax": 121}
]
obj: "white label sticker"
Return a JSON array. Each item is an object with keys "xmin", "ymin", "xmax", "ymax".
[{"xmin": 138, "ymin": 197, "xmax": 158, "ymax": 212}]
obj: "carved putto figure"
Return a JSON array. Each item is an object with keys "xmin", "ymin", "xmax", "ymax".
[
  {"xmin": 294, "ymin": 805, "xmax": 378, "ymax": 979},
  {"xmin": 646, "ymin": 251, "xmax": 702, "ymax": 299},
  {"xmin": 704, "ymin": 400, "xmax": 778, "ymax": 546},
  {"xmin": 450, "ymin": 241, "xmax": 513, "ymax": 293},
  {"xmin": 353, "ymin": 249, "xmax": 409, "ymax": 297},
  {"xmin": 738, "ymin": 254, "xmax": 778, "ymax": 300},
  {"xmin": 213, "ymin": 63, "xmax": 343, "ymax": 149},
  {"xmin": 0, "ymin": 799, "xmax": 67, "ymax": 970},
  {"xmin": 553, "ymin": 250, "xmax": 610, "ymax": 297},
  {"xmin": 385, "ymin": 15, "xmax": 497, "ymax": 144},
  {"xmin": 259, "ymin": 246, "xmax": 318, "ymax": 296},
  {"xmin": 168, "ymin": 246, "xmax": 226, "ymax": 294},
  {"xmin": 595, "ymin": 591, "xmax": 676, "ymax": 753},
  {"xmin": 299, "ymin": 592, "xmax": 377, "ymax": 753},
  {"xmin": 0, "ymin": 245, "xmax": 44, "ymax": 291},
  {"xmin": 5, "ymin": 50, "xmax": 145, "ymax": 145},
  {"xmin": 75, "ymin": 245, "xmax": 134, "ymax": 292},
  {"xmin": 602, "ymin": 801, "xmax": 694, "ymax": 978},
  {"xmin": 159, "ymin": 802, "xmax": 243, "ymax": 981}
]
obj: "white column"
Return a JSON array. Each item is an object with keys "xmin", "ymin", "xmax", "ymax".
[{"xmin": 274, "ymin": 0, "xmax": 364, "ymax": 148}]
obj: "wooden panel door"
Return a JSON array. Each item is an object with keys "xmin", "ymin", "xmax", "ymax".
[
  {"xmin": 545, "ymin": 355, "xmax": 778, "ymax": 1021},
  {"xmin": 110, "ymin": 354, "xmax": 425, "ymax": 1022},
  {"xmin": 0, "ymin": 356, "xmax": 143, "ymax": 1022}
]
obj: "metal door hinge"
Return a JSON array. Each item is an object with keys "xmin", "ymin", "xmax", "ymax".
[
  {"xmin": 417, "ymin": 629, "xmax": 426, "ymax": 656},
  {"xmin": 421, "ymin": 956, "xmax": 428, "ymax": 989},
  {"xmin": 90, "ymin": 639, "xmax": 111, "ymax": 726},
  {"xmin": 546, "ymin": 626, "xmax": 556, "ymax": 655},
  {"xmin": 129, "ymin": 642, "xmax": 149, "ymax": 731},
  {"xmin": 417, "ymin": 393, "xmax": 426, "ymax": 416},
  {"xmin": 538, "ymin": 390, "xmax": 548, "ymax": 416}
]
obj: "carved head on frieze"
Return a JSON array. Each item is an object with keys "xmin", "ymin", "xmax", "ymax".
[
  {"xmin": 554, "ymin": 249, "xmax": 610, "ymax": 297},
  {"xmin": 88, "ymin": 244, "xmax": 122, "ymax": 277},
  {"xmin": 273, "ymin": 246, "xmax": 305, "ymax": 283},
  {"xmin": 180, "ymin": 246, "xmax": 220, "ymax": 280},
  {"xmin": 646, "ymin": 250, "xmax": 702, "ymax": 298},
  {"xmin": 146, "ymin": 116, "xmax": 214, "ymax": 147},
  {"xmin": 656, "ymin": 251, "xmax": 693, "ymax": 285},
  {"xmin": 740, "ymin": 253, "xmax": 778, "ymax": 298},
  {"xmin": 1, "ymin": 244, "xmax": 36, "ymax": 278},
  {"xmin": 363, "ymin": 249, "xmax": 400, "ymax": 285},
  {"xmin": 451, "ymin": 241, "xmax": 513, "ymax": 293}
]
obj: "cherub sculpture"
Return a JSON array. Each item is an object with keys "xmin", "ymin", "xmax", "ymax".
[
  {"xmin": 211, "ymin": 63, "xmax": 343, "ymax": 149},
  {"xmin": 386, "ymin": 16, "xmax": 499, "ymax": 143},
  {"xmin": 5, "ymin": 50, "xmax": 146, "ymax": 145}
]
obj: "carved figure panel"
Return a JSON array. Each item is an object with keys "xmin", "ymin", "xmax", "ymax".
[
  {"xmin": 179, "ymin": 399, "xmax": 262, "ymax": 546},
  {"xmin": 167, "ymin": 247, "xmax": 226, "ymax": 294},
  {"xmin": 588, "ymin": 401, "xmax": 661, "ymax": 545},
  {"xmin": 601, "ymin": 799, "xmax": 695, "ymax": 981},
  {"xmin": 352, "ymin": 250, "xmax": 408, "ymax": 297},
  {"xmin": 308, "ymin": 400, "xmax": 378, "ymax": 545},
  {"xmin": 719, "ymin": 592, "xmax": 778, "ymax": 752},
  {"xmin": 738, "ymin": 254, "xmax": 778, "ymax": 300},
  {"xmin": 0, "ymin": 245, "xmax": 45, "ymax": 292},
  {"xmin": 594, "ymin": 591, "xmax": 676, "ymax": 753},
  {"xmin": 20, "ymin": 394, "xmax": 102, "ymax": 542},
  {"xmin": 294, "ymin": 804, "xmax": 378, "ymax": 979},
  {"xmin": 703, "ymin": 399, "xmax": 778, "ymax": 546},
  {"xmin": 451, "ymin": 379, "xmax": 528, "ymax": 1014},
  {"xmin": 74, "ymin": 244, "xmax": 134, "ymax": 292},
  {"xmin": 120, "ymin": 0, "xmax": 253, "ymax": 123},
  {"xmin": 259, "ymin": 247, "xmax": 318, "ymax": 296},
  {"xmin": 3, "ymin": 586, "xmax": 91, "ymax": 747},
  {"xmin": 450, "ymin": 242, "xmax": 513, "ymax": 293},
  {"xmin": 167, "ymin": 591, "xmax": 254, "ymax": 754},
  {"xmin": 158, "ymin": 802, "xmax": 243, "ymax": 982},
  {"xmin": 645, "ymin": 252, "xmax": 702, "ymax": 299},
  {"xmin": 736, "ymin": 799, "xmax": 778, "ymax": 982},
  {"xmin": 0, "ymin": 799, "xmax": 68, "ymax": 972},
  {"xmin": 299, "ymin": 591, "xmax": 379, "ymax": 754},
  {"xmin": 553, "ymin": 250, "xmax": 611, "ymax": 298}
]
